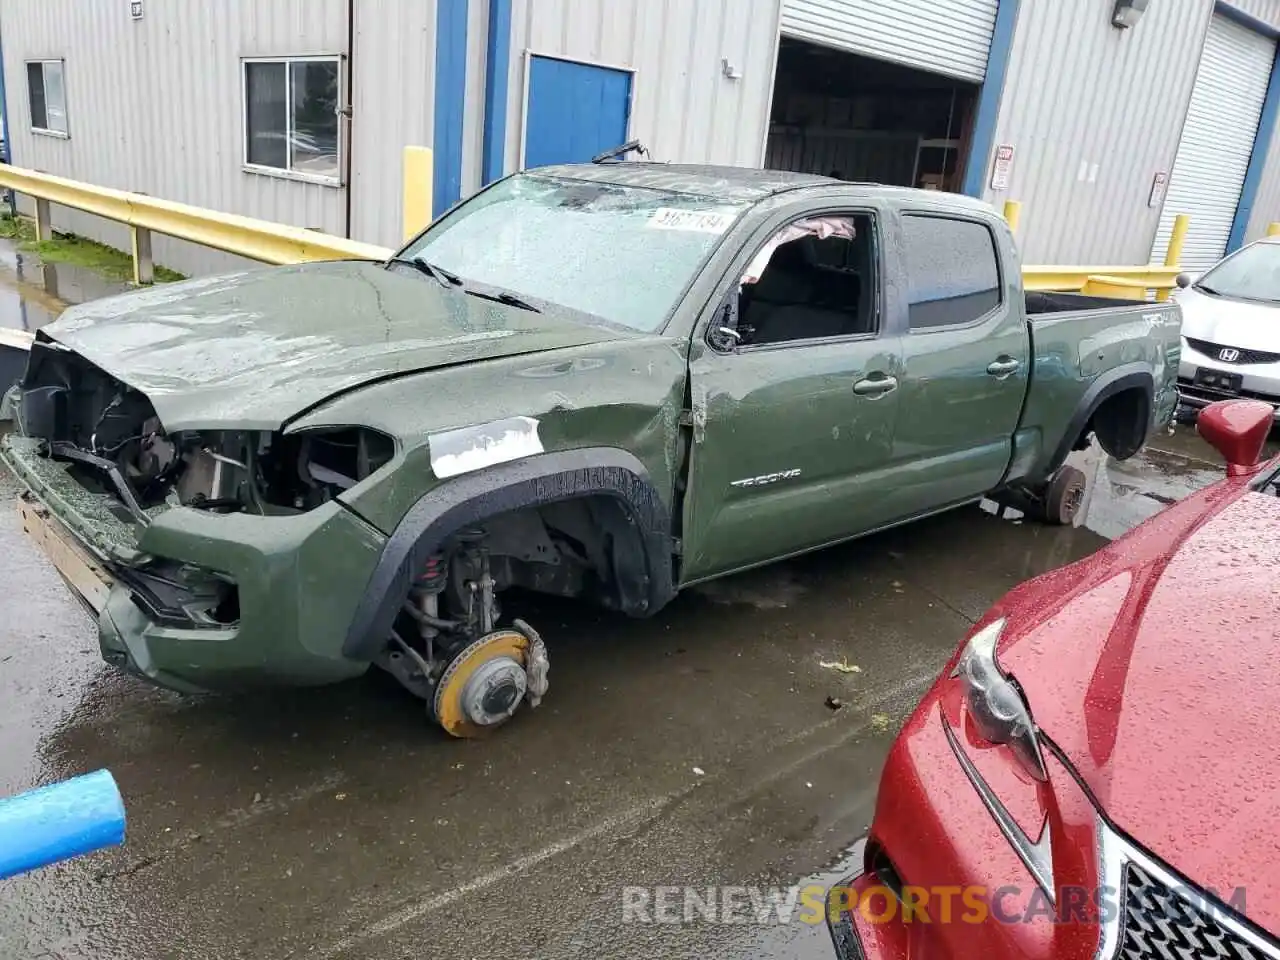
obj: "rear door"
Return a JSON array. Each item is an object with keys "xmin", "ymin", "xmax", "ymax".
[
  {"xmin": 680, "ymin": 205, "xmax": 906, "ymax": 583},
  {"xmin": 889, "ymin": 211, "xmax": 1029, "ymax": 516}
]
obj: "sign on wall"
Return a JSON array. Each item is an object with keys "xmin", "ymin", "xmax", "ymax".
[
  {"xmin": 129, "ymin": 1, "xmax": 143, "ymax": 20},
  {"xmin": 1148, "ymin": 172, "xmax": 1168, "ymax": 209},
  {"xmin": 989, "ymin": 145, "xmax": 1014, "ymax": 191}
]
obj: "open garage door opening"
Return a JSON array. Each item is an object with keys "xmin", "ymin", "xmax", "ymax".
[{"xmin": 766, "ymin": 37, "xmax": 979, "ymax": 190}]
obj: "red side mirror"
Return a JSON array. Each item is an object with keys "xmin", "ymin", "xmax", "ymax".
[{"xmin": 1196, "ymin": 399, "xmax": 1273, "ymax": 476}]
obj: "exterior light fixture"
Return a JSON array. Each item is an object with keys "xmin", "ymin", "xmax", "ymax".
[{"xmin": 1112, "ymin": 0, "xmax": 1149, "ymax": 29}]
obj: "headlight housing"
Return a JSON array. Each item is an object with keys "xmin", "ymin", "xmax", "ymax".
[{"xmin": 951, "ymin": 618, "xmax": 1047, "ymax": 781}]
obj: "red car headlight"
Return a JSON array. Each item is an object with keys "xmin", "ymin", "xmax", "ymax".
[{"xmin": 951, "ymin": 618, "xmax": 1048, "ymax": 782}]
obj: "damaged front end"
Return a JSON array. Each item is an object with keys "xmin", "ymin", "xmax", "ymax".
[
  {"xmin": 12, "ymin": 340, "xmax": 396, "ymax": 523},
  {"xmin": 1, "ymin": 339, "xmax": 397, "ymax": 690}
]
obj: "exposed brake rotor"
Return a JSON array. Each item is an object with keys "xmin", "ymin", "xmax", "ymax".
[{"xmin": 432, "ymin": 621, "xmax": 550, "ymax": 738}]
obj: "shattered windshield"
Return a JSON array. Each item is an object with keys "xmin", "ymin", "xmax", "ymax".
[{"xmin": 397, "ymin": 174, "xmax": 748, "ymax": 332}]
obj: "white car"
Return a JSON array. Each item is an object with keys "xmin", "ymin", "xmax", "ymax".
[{"xmin": 1173, "ymin": 237, "xmax": 1280, "ymax": 419}]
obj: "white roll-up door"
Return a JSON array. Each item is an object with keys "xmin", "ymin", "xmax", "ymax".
[
  {"xmin": 780, "ymin": 0, "xmax": 998, "ymax": 83},
  {"xmin": 1150, "ymin": 14, "xmax": 1275, "ymax": 272}
]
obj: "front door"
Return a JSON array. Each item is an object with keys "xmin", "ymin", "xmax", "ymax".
[
  {"xmin": 680, "ymin": 212, "xmax": 904, "ymax": 583},
  {"xmin": 524, "ymin": 56, "xmax": 631, "ymax": 168},
  {"xmin": 891, "ymin": 212, "xmax": 1028, "ymax": 516}
]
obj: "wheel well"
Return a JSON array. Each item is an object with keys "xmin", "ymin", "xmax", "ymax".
[
  {"xmin": 457, "ymin": 495, "xmax": 654, "ymax": 614},
  {"xmin": 343, "ymin": 447, "xmax": 677, "ymax": 662},
  {"xmin": 1085, "ymin": 386, "xmax": 1151, "ymax": 460}
]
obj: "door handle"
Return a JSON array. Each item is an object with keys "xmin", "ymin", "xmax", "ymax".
[
  {"xmin": 987, "ymin": 357, "xmax": 1021, "ymax": 378},
  {"xmin": 853, "ymin": 374, "xmax": 898, "ymax": 397}
]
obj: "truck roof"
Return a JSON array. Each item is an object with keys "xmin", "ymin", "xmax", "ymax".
[
  {"xmin": 525, "ymin": 162, "xmax": 994, "ymax": 214},
  {"xmin": 526, "ymin": 162, "xmax": 833, "ymax": 201}
]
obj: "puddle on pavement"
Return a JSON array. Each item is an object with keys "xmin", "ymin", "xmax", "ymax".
[{"xmin": 0, "ymin": 238, "xmax": 130, "ymax": 331}]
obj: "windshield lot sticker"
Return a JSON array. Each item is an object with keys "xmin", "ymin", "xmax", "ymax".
[
  {"xmin": 429, "ymin": 416, "xmax": 544, "ymax": 479},
  {"xmin": 647, "ymin": 208, "xmax": 736, "ymax": 233}
]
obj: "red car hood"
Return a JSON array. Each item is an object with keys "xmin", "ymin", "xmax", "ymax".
[{"xmin": 996, "ymin": 477, "xmax": 1280, "ymax": 932}]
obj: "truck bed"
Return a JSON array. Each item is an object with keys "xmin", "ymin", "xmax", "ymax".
[{"xmin": 1025, "ymin": 290, "xmax": 1150, "ymax": 314}]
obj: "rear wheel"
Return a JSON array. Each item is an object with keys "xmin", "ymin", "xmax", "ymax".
[{"xmin": 1038, "ymin": 465, "xmax": 1087, "ymax": 526}]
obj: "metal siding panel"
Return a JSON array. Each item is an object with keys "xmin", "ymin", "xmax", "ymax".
[
  {"xmin": 1150, "ymin": 12, "xmax": 1275, "ymax": 272},
  {"xmin": 780, "ymin": 0, "xmax": 998, "ymax": 82},
  {"xmin": 504, "ymin": 0, "xmax": 780, "ymax": 174},
  {"xmin": 0, "ymin": 0, "xmax": 348, "ymax": 277},
  {"xmin": 349, "ymin": 0, "xmax": 436, "ymax": 247},
  {"xmin": 987, "ymin": 0, "xmax": 1215, "ymax": 264},
  {"xmin": 1247, "ymin": 92, "xmax": 1280, "ymax": 239}
]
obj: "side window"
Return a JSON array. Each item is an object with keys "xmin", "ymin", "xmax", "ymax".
[
  {"xmin": 902, "ymin": 215, "xmax": 1001, "ymax": 330},
  {"xmin": 733, "ymin": 214, "xmax": 876, "ymax": 347},
  {"xmin": 27, "ymin": 60, "xmax": 68, "ymax": 136},
  {"xmin": 243, "ymin": 57, "xmax": 341, "ymax": 182}
]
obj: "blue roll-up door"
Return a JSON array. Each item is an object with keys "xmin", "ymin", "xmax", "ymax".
[{"xmin": 524, "ymin": 56, "xmax": 631, "ymax": 168}]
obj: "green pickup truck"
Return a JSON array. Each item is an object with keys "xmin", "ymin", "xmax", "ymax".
[{"xmin": 0, "ymin": 164, "xmax": 1181, "ymax": 736}]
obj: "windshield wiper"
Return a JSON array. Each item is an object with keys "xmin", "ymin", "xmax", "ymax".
[
  {"xmin": 465, "ymin": 288, "xmax": 542, "ymax": 313},
  {"xmin": 392, "ymin": 256, "xmax": 463, "ymax": 288},
  {"xmin": 1194, "ymin": 282, "xmax": 1222, "ymax": 297}
]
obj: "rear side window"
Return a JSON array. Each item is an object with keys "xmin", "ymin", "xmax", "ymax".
[{"xmin": 902, "ymin": 215, "xmax": 1001, "ymax": 330}]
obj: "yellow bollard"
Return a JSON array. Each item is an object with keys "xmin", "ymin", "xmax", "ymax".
[
  {"xmin": 1268, "ymin": 222, "xmax": 1280, "ymax": 237},
  {"xmin": 1003, "ymin": 200, "xmax": 1022, "ymax": 236},
  {"xmin": 1164, "ymin": 214, "xmax": 1189, "ymax": 268},
  {"xmin": 401, "ymin": 146, "xmax": 434, "ymax": 242}
]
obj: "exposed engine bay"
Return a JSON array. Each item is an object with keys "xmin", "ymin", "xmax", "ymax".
[{"xmin": 14, "ymin": 343, "xmax": 395, "ymax": 520}]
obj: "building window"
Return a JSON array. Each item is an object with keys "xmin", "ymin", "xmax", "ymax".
[
  {"xmin": 27, "ymin": 60, "xmax": 68, "ymax": 136},
  {"xmin": 243, "ymin": 57, "xmax": 340, "ymax": 183},
  {"xmin": 902, "ymin": 215, "xmax": 1002, "ymax": 330}
]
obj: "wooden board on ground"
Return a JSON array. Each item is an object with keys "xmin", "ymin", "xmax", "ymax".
[{"xmin": 18, "ymin": 496, "xmax": 113, "ymax": 615}]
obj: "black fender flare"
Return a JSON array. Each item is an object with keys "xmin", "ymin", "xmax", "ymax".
[
  {"xmin": 342, "ymin": 447, "xmax": 676, "ymax": 660},
  {"xmin": 1046, "ymin": 363, "xmax": 1155, "ymax": 475}
]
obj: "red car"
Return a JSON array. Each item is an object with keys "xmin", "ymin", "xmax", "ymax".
[{"xmin": 829, "ymin": 398, "xmax": 1280, "ymax": 960}]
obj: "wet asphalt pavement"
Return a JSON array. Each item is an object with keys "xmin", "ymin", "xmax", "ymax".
[{"xmin": 0, "ymin": 253, "xmax": 1256, "ymax": 959}]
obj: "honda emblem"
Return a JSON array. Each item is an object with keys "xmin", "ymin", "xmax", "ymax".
[{"xmin": 1219, "ymin": 347, "xmax": 1240, "ymax": 362}]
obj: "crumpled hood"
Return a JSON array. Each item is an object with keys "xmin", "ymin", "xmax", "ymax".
[
  {"xmin": 1175, "ymin": 284, "xmax": 1280, "ymax": 352},
  {"xmin": 40, "ymin": 260, "xmax": 628, "ymax": 431},
  {"xmin": 996, "ymin": 482, "xmax": 1280, "ymax": 932}
]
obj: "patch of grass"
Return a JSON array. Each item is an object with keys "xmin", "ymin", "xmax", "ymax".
[{"xmin": 0, "ymin": 213, "xmax": 185, "ymax": 283}]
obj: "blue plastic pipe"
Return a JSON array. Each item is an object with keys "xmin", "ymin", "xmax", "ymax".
[{"xmin": 0, "ymin": 770, "xmax": 126, "ymax": 879}]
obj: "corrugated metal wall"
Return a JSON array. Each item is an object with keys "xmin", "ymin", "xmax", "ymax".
[
  {"xmin": 780, "ymin": 0, "xmax": 997, "ymax": 82},
  {"xmin": 500, "ymin": 0, "xmax": 782, "ymax": 174},
  {"xmin": 348, "ymin": 0, "xmax": 437, "ymax": 246},
  {"xmin": 0, "ymin": 0, "xmax": 357, "ymax": 277},
  {"xmin": 1150, "ymin": 11, "xmax": 1274, "ymax": 270},
  {"xmin": 984, "ymin": 0, "xmax": 1215, "ymax": 264}
]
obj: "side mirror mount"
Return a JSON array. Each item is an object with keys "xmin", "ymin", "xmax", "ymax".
[
  {"xmin": 708, "ymin": 292, "xmax": 743, "ymax": 352},
  {"xmin": 1196, "ymin": 399, "xmax": 1274, "ymax": 476},
  {"xmin": 1174, "ymin": 272, "xmax": 1192, "ymax": 289}
]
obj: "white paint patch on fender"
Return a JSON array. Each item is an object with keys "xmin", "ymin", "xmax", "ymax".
[{"xmin": 428, "ymin": 416, "xmax": 544, "ymax": 479}]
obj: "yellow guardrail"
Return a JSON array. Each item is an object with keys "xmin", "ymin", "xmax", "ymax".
[
  {"xmin": 1021, "ymin": 265, "xmax": 1183, "ymax": 292},
  {"xmin": 1017, "ymin": 212, "xmax": 1188, "ymax": 301},
  {"xmin": 0, "ymin": 164, "xmax": 393, "ymax": 273}
]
